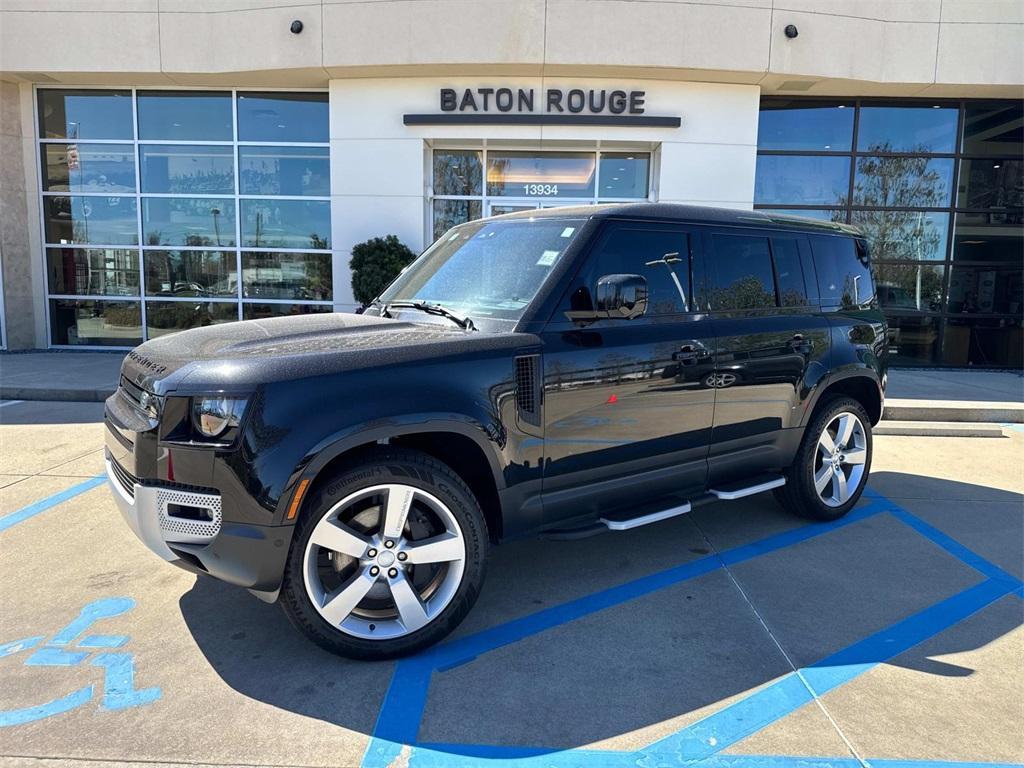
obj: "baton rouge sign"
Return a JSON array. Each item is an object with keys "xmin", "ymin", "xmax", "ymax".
[{"xmin": 403, "ymin": 87, "xmax": 681, "ymax": 127}]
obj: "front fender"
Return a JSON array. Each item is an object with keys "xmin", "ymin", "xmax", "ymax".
[{"xmin": 274, "ymin": 411, "xmax": 508, "ymax": 524}]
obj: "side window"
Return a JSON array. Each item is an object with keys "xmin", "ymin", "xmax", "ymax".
[
  {"xmin": 771, "ymin": 237, "xmax": 808, "ymax": 307},
  {"xmin": 572, "ymin": 226, "xmax": 692, "ymax": 315},
  {"xmin": 810, "ymin": 234, "xmax": 875, "ymax": 309},
  {"xmin": 708, "ymin": 233, "xmax": 775, "ymax": 310}
]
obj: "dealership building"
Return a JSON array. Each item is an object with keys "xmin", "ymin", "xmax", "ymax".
[{"xmin": 0, "ymin": 0, "xmax": 1021, "ymax": 367}]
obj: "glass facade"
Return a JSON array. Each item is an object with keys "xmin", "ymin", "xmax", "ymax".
[
  {"xmin": 756, "ymin": 99, "xmax": 1023, "ymax": 367},
  {"xmin": 429, "ymin": 148, "xmax": 651, "ymax": 240},
  {"xmin": 38, "ymin": 89, "xmax": 332, "ymax": 347}
]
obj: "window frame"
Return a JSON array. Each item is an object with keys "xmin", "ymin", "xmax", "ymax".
[
  {"xmin": 755, "ymin": 97, "xmax": 1024, "ymax": 367},
  {"xmin": 428, "ymin": 143, "xmax": 656, "ymax": 244},
  {"xmin": 547, "ymin": 220, "xmax": 699, "ymax": 328},
  {"xmin": 34, "ymin": 85, "xmax": 332, "ymax": 349}
]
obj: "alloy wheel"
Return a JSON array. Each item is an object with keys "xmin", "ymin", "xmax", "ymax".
[
  {"xmin": 302, "ymin": 484, "xmax": 466, "ymax": 640},
  {"xmin": 813, "ymin": 411, "xmax": 868, "ymax": 508}
]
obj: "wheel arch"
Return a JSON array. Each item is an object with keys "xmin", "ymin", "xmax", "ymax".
[
  {"xmin": 279, "ymin": 418, "xmax": 506, "ymax": 542},
  {"xmin": 804, "ymin": 371, "xmax": 884, "ymax": 427}
]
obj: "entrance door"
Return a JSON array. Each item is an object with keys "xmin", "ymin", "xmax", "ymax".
[{"xmin": 539, "ymin": 221, "xmax": 716, "ymax": 526}]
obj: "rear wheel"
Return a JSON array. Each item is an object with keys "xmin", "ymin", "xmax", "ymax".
[
  {"xmin": 774, "ymin": 396, "xmax": 872, "ymax": 521},
  {"xmin": 280, "ymin": 449, "xmax": 488, "ymax": 659}
]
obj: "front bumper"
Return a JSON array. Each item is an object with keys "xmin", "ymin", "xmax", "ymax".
[
  {"xmin": 105, "ymin": 451, "xmax": 293, "ymax": 593},
  {"xmin": 106, "ymin": 454, "xmax": 222, "ymax": 560}
]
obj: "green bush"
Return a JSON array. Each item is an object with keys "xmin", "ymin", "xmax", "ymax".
[{"xmin": 349, "ymin": 235, "xmax": 417, "ymax": 307}]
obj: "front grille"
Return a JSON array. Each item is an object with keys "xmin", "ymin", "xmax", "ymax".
[
  {"xmin": 119, "ymin": 376, "xmax": 160, "ymax": 418},
  {"xmin": 110, "ymin": 457, "xmax": 137, "ymax": 499}
]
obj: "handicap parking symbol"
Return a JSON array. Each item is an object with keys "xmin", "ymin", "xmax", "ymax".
[{"xmin": 0, "ymin": 597, "xmax": 161, "ymax": 727}]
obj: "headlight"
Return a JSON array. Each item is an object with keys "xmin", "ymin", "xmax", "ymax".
[{"xmin": 191, "ymin": 397, "xmax": 247, "ymax": 438}]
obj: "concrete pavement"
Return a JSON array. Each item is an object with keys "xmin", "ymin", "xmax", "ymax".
[{"xmin": 0, "ymin": 399, "xmax": 1021, "ymax": 767}]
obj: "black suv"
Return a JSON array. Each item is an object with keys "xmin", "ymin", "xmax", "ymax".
[{"xmin": 105, "ymin": 203, "xmax": 887, "ymax": 659}]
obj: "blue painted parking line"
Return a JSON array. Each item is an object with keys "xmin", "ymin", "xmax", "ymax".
[
  {"xmin": 0, "ymin": 474, "xmax": 104, "ymax": 533},
  {"xmin": 362, "ymin": 489, "xmax": 1024, "ymax": 768}
]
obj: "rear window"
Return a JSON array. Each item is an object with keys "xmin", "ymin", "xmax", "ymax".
[{"xmin": 810, "ymin": 234, "xmax": 875, "ymax": 309}]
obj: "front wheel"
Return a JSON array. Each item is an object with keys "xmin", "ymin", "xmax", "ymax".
[
  {"xmin": 775, "ymin": 396, "xmax": 873, "ymax": 521},
  {"xmin": 280, "ymin": 448, "xmax": 488, "ymax": 659}
]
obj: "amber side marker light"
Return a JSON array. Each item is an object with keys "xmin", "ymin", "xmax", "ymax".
[{"xmin": 287, "ymin": 478, "xmax": 311, "ymax": 520}]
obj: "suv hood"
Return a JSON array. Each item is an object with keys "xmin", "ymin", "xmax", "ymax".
[{"xmin": 122, "ymin": 312, "xmax": 480, "ymax": 394}]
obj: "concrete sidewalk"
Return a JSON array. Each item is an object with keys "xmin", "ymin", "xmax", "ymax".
[
  {"xmin": 0, "ymin": 351, "xmax": 1021, "ymax": 421},
  {"xmin": 0, "ymin": 351, "xmax": 124, "ymax": 402}
]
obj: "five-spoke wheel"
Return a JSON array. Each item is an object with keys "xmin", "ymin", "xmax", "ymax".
[
  {"xmin": 813, "ymin": 412, "xmax": 868, "ymax": 508},
  {"xmin": 775, "ymin": 395, "xmax": 873, "ymax": 521},
  {"xmin": 281, "ymin": 449, "xmax": 487, "ymax": 659},
  {"xmin": 302, "ymin": 484, "xmax": 466, "ymax": 640}
]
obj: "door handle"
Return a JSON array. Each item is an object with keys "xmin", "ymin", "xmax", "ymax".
[
  {"xmin": 789, "ymin": 334, "xmax": 812, "ymax": 353},
  {"xmin": 673, "ymin": 344, "xmax": 707, "ymax": 364}
]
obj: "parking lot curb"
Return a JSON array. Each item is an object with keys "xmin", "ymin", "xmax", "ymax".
[{"xmin": 0, "ymin": 387, "xmax": 114, "ymax": 403}]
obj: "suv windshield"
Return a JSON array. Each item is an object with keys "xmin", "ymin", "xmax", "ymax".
[{"xmin": 378, "ymin": 218, "xmax": 586, "ymax": 322}]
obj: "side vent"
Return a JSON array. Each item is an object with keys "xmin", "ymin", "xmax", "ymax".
[{"xmin": 514, "ymin": 354, "xmax": 542, "ymax": 426}]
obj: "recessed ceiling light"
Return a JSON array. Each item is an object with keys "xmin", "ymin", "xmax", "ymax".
[
  {"xmin": 837, "ymin": 105, "xmax": 846, "ymax": 109},
  {"xmin": 824, "ymin": 144, "xmax": 831, "ymax": 149},
  {"xmin": 993, "ymin": 163, "xmax": 1001, "ymax": 169}
]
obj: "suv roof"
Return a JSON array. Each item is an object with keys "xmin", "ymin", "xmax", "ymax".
[{"xmin": 495, "ymin": 202, "xmax": 863, "ymax": 237}]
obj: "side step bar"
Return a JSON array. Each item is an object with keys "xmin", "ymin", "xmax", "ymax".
[
  {"xmin": 542, "ymin": 475, "xmax": 787, "ymax": 539},
  {"xmin": 600, "ymin": 501, "xmax": 691, "ymax": 531},
  {"xmin": 708, "ymin": 475, "xmax": 786, "ymax": 500}
]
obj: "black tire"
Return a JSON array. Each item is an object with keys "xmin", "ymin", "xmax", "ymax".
[
  {"xmin": 280, "ymin": 448, "xmax": 488, "ymax": 660},
  {"xmin": 774, "ymin": 395, "xmax": 873, "ymax": 521}
]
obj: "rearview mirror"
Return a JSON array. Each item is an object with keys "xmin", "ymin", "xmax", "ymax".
[{"xmin": 595, "ymin": 274, "xmax": 648, "ymax": 320}]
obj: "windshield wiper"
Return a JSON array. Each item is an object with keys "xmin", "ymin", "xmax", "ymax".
[{"xmin": 383, "ymin": 301, "xmax": 476, "ymax": 331}]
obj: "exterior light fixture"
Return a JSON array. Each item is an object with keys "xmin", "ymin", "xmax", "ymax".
[
  {"xmin": 784, "ymin": 24, "xmax": 799, "ymax": 39},
  {"xmin": 290, "ymin": 19, "xmax": 304, "ymax": 34}
]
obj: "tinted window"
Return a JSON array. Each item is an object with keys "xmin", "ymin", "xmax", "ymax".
[
  {"xmin": 38, "ymin": 89, "xmax": 133, "ymax": 140},
  {"xmin": 771, "ymin": 238, "xmax": 807, "ymax": 306},
  {"xmin": 598, "ymin": 153, "xmax": 650, "ymax": 198},
  {"xmin": 810, "ymin": 234, "xmax": 875, "ymax": 309},
  {"xmin": 961, "ymin": 102, "xmax": 1023, "ymax": 156},
  {"xmin": 754, "ymin": 155, "xmax": 851, "ymax": 206},
  {"xmin": 574, "ymin": 226, "xmax": 691, "ymax": 315},
  {"xmin": 758, "ymin": 100, "xmax": 854, "ymax": 151},
  {"xmin": 139, "ymin": 144, "xmax": 235, "ymax": 194},
  {"xmin": 433, "ymin": 150, "xmax": 483, "ymax": 196},
  {"xmin": 141, "ymin": 197, "xmax": 236, "ymax": 247},
  {"xmin": 239, "ymin": 146, "xmax": 330, "ymax": 196},
  {"xmin": 708, "ymin": 234, "xmax": 775, "ymax": 310},
  {"xmin": 137, "ymin": 91, "xmax": 233, "ymax": 141},
  {"xmin": 851, "ymin": 210, "xmax": 949, "ymax": 261},
  {"xmin": 42, "ymin": 143, "xmax": 136, "ymax": 193},
  {"xmin": 853, "ymin": 156, "xmax": 953, "ymax": 207},
  {"xmin": 43, "ymin": 195, "xmax": 138, "ymax": 245},
  {"xmin": 856, "ymin": 106, "xmax": 958, "ymax": 153},
  {"xmin": 236, "ymin": 92, "xmax": 328, "ymax": 143},
  {"xmin": 239, "ymin": 199, "xmax": 331, "ymax": 249}
]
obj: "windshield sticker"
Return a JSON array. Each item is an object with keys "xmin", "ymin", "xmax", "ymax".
[
  {"xmin": 560, "ymin": 227, "xmax": 576, "ymax": 238},
  {"xmin": 537, "ymin": 250, "xmax": 560, "ymax": 267}
]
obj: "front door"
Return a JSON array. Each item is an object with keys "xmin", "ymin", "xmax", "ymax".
[
  {"xmin": 539, "ymin": 221, "xmax": 716, "ymax": 526},
  {"xmin": 702, "ymin": 229, "xmax": 830, "ymax": 483}
]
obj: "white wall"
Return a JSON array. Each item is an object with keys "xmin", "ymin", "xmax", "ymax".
[
  {"xmin": 328, "ymin": 77, "xmax": 760, "ymax": 311},
  {"xmin": 3, "ymin": 1, "xmax": 1022, "ymax": 96}
]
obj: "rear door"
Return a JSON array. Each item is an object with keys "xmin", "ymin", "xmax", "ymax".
[
  {"xmin": 539, "ymin": 221, "xmax": 716, "ymax": 525},
  {"xmin": 702, "ymin": 228, "xmax": 830, "ymax": 484}
]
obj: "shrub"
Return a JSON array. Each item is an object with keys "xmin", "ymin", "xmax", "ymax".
[{"xmin": 349, "ymin": 235, "xmax": 416, "ymax": 307}]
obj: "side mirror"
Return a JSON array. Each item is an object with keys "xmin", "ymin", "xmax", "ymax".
[{"xmin": 595, "ymin": 274, "xmax": 648, "ymax": 320}]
